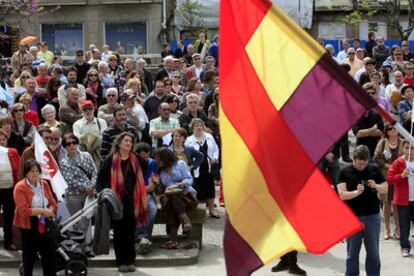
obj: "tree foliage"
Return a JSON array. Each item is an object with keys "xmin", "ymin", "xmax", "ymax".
[
  {"xmin": 342, "ymin": 0, "xmax": 414, "ymax": 41},
  {"xmin": 176, "ymin": 0, "xmax": 207, "ymax": 29},
  {"xmin": 0, "ymin": 0, "xmax": 59, "ymax": 38}
]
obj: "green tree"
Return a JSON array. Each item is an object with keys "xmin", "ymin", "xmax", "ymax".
[
  {"xmin": 0, "ymin": 0, "xmax": 59, "ymax": 37},
  {"xmin": 176, "ymin": 0, "xmax": 207, "ymax": 30},
  {"xmin": 342, "ymin": 0, "xmax": 414, "ymax": 41}
]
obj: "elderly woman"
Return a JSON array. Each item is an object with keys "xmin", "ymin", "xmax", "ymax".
[
  {"xmin": 84, "ymin": 68, "xmax": 104, "ymax": 108},
  {"xmin": 125, "ymin": 77, "xmax": 146, "ymax": 102},
  {"xmin": 14, "ymin": 71, "xmax": 32, "ymax": 95},
  {"xmin": 374, "ymin": 124, "xmax": 404, "ymax": 240},
  {"xmin": 97, "ymin": 61, "xmax": 115, "ymax": 98},
  {"xmin": 97, "ymin": 132, "xmax": 148, "ymax": 272},
  {"xmin": 14, "ymin": 159, "xmax": 57, "ymax": 276},
  {"xmin": 0, "ymin": 129, "xmax": 20, "ymax": 250},
  {"xmin": 153, "ymin": 147, "xmax": 197, "ymax": 248},
  {"xmin": 11, "ymin": 103, "xmax": 34, "ymax": 147},
  {"xmin": 60, "ymin": 133, "xmax": 97, "ymax": 257},
  {"xmin": 185, "ymin": 118, "xmax": 220, "ymax": 218},
  {"xmin": 38, "ymin": 104, "xmax": 68, "ymax": 136},
  {"xmin": 19, "ymin": 93, "xmax": 40, "ymax": 127}
]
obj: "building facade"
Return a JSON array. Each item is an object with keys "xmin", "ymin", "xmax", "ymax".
[{"xmin": 17, "ymin": 0, "xmax": 164, "ymax": 55}]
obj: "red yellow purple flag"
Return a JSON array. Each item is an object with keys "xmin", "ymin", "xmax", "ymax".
[{"xmin": 220, "ymin": 0, "xmax": 380, "ymax": 275}]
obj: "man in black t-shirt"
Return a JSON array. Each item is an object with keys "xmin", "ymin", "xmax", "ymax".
[{"xmin": 337, "ymin": 145, "xmax": 387, "ymax": 276}]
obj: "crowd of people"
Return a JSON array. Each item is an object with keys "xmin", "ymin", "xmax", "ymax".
[
  {"xmin": 3, "ymin": 26, "xmax": 414, "ymax": 276},
  {"xmin": 0, "ymin": 31, "xmax": 221, "ymax": 274}
]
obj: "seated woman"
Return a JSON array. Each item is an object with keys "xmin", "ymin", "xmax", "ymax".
[
  {"xmin": 14, "ymin": 159, "xmax": 57, "ymax": 276},
  {"xmin": 170, "ymin": 127, "xmax": 204, "ymax": 173},
  {"xmin": 153, "ymin": 147, "xmax": 197, "ymax": 248}
]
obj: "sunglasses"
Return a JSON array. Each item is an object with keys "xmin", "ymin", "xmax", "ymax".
[
  {"xmin": 89, "ymin": 74, "xmax": 98, "ymax": 77},
  {"xmin": 76, "ymin": 54, "xmax": 84, "ymax": 57},
  {"xmin": 194, "ymin": 58, "xmax": 201, "ymax": 60},
  {"xmin": 14, "ymin": 109, "xmax": 24, "ymax": 113},
  {"xmin": 65, "ymin": 141, "xmax": 78, "ymax": 146},
  {"xmin": 173, "ymin": 76, "xmax": 180, "ymax": 78},
  {"xmin": 387, "ymin": 127, "xmax": 396, "ymax": 131},
  {"xmin": 21, "ymin": 76, "xmax": 29, "ymax": 79},
  {"xmin": 367, "ymin": 92, "xmax": 376, "ymax": 95},
  {"xmin": 109, "ymin": 58, "xmax": 117, "ymax": 61},
  {"xmin": 83, "ymin": 107, "xmax": 93, "ymax": 111}
]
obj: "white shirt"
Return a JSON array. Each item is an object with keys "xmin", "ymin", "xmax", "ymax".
[
  {"xmin": 0, "ymin": 147, "xmax": 13, "ymax": 189},
  {"xmin": 337, "ymin": 50, "xmax": 347, "ymax": 63},
  {"xmin": 385, "ymin": 83, "xmax": 407, "ymax": 101},
  {"xmin": 73, "ymin": 117, "xmax": 107, "ymax": 138},
  {"xmin": 408, "ymin": 176, "xmax": 414, "ymax": 201},
  {"xmin": 101, "ymin": 51, "xmax": 112, "ymax": 62},
  {"xmin": 195, "ymin": 66, "xmax": 203, "ymax": 79},
  {"xmin": 354, "ymin": 68, "xmax": 366, "ymax": 83}
]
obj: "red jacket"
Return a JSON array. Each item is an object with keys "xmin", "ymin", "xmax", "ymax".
[
  {"xmin": 13, "ymin": 179, "xmax": 57, "ymax": 229},
  {"xmin": 387, "ymin": 157, "xmax": 411, "ymax": 206},
  {"xmin": 23, "ymin": 111, "xmax": 39, "ymax": 127},
  {"xmin": 7, "ymin": 148, "xmax": 20, "ymax": 185}
]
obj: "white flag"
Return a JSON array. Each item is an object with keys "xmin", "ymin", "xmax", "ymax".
[{"xmin": 34, "ymin": 130, "xmax": 67, "ymax": 201}]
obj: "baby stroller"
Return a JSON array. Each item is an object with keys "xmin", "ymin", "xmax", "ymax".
[{"xmin": 19, "ymin": 188, "xmax": 120, "ymax": 276}]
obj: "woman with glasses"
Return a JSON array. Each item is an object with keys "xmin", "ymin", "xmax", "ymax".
[
  {"xmin": 84, "ymin": 68, "xmax": 104, "ymax": 109},
  {"xmin": 171, "ymin": 71, "xmax": 185, "ymax": 97},
  {"xmin": 162, "ymin": 77, "xmax": 174, "ymax": 96},
  {"xmin": 11, "ymin": 103, "xmax": 34, "ymax": 147},
  {"xmin": 165, "ymin": 94, "xmax": 182, "ymax": 120},
  {"xmin": 60, "ymin": 133, "xmax": 97, "ymax": 257},
  {"xmin": 19, "ymin": 94, "xmax": 40, "ymax": 127},
  {"xmin": 13, "ymin": 71, "xmax": 32, "ymax": 96},
  {"xmin": 374, "ymin": 124, "xmax": 404, "ymax": 240}
]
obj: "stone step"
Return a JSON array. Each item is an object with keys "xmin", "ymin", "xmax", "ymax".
[{"xmin": 0, "ymin": 236, "xmax": 200, "ymax": 269}]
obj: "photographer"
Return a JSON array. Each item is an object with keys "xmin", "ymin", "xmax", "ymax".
[{"xmin": 337, "ymin": 145, "xmax": 387, "ymax": 276}]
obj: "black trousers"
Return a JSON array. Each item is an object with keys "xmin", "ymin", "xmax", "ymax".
[
  {"xmin": 20, "ymin": 220, "xmax": 56, "ymax": 276},
  {"xmin": 0, "ymin": 187, "xmax": 15, "ymax": 249},
  {"xmin": 113, "ymin": 214, "xmax": 136, "ymax": 266}
]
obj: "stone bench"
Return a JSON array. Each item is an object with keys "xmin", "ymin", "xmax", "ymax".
[{"xmin": 154, "ymin": 204, "xmax": 206, "ymax": 248}]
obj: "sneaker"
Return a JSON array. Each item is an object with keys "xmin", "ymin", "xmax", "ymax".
[
  {"xmin": 118, "ymin": 265, "xmax": 128, "ymax": 272},
  {"xmin": 271, "ymin": 261, "xmax": 289, "ymax": 272},
  {"xmin": 401, "ymin": 249, "xmax": 411, "ymax": 257},
  {"xmin": 288, "ymin": 264, "xmax": 307, "ymax": 275},
  {"xmin": 136, "ymin": 237, "xmax": 152, "ymax": 254}
]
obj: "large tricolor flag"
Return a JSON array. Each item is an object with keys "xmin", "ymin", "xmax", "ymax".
[
  {"xmin": 34, "ymin": 130, "xmax": 67, "ymax": 201},
  {"xmin": 220, "ymin": 0, "xmax": 384, "ymax": 275}
]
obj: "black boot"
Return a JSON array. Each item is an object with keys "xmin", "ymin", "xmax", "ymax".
[
  {"xmin": 271, "ymin": 259, "xmax": 289, "ymax": 273},
  {"xmin": 288, "ymin": 264, "xmax": 307, "ymax": 275}
]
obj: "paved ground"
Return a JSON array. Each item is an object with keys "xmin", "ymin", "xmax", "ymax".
[
  {"xmin": 1, "ymin": 205, "xmax": 413, "ymax": 276},
  {"xmin": 3, "ymin": 132, "xmax": 414, "ymax": 275}
]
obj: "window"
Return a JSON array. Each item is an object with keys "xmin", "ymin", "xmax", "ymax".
[
  {"xmin": 318, "ymin": 22, "xmax": 346, "ymax": 40},
  {"xmin": 359, "ymin": 22, "xmax": 387, "ymax": 40},
  {"xmin": 105, "ymin": 22, "xmax": 147, "ymax": 55},
  {"xmin": 41, "ymin": 23, "xmax": 83, "ymax": 56}
]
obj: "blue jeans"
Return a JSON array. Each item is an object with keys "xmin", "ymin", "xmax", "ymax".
[
  {"xmin": 397, "ymin": 202, "xmax": 414, "ymax": 251},
  {"xmin": 346, "ymin": 213, "xmax": 381, "ymax": 276},
  {"xmin": 135, "ymin": 194, "xmax": 157, "ymax": 240}
]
